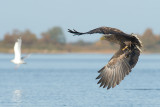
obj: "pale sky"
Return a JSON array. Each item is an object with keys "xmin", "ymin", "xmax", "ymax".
[{"xmin": 0, "ymin": 0, "xmax": 160, "ymax": 42}]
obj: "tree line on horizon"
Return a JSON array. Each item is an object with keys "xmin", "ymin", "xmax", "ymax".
[{"xmin": 0, "ymin": 26, "xmax": 160, "ymax": 53}]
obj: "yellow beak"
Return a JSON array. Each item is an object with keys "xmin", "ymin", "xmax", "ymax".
[{"xmin": 100, "ymin": 36, "xmax": 106, "ymax": 40}]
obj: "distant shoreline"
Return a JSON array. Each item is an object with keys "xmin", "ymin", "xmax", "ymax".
[{"xmin": 0, "ymin": 49, "xmax": 159, "ymax": 54}]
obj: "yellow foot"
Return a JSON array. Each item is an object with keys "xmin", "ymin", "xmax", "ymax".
[{"xmin": 122, "ymin": 46, "xmax": 129, "ymax": 51}]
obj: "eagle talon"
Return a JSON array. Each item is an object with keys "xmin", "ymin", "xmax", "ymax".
[{"xmin": 122, "ymin": 46, "xmax": 129, "ymax": 51}]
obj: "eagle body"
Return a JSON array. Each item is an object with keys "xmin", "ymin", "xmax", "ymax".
[{"xmin": 68, "ymin": 27, "xmax": 142, "ymax": 89}]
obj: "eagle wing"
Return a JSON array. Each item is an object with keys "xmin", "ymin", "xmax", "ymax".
[
  {"xmin": 68, "ymin": 27, "xmax": 127, "ymax": 36},
  {"xmin": 68, "ymin": 27, "xmax": 142, "ymax": 48},
  {"xmin": 96, "ymin": 47, "xmax": 140, "ymax": 89}
]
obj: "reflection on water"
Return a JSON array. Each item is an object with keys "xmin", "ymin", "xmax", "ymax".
[
  {"xmin": 12, "ymin": 90, "xmax": 22, "ymax": 107},
  {"xmin": 0, "ymin": 54, "xmax": 160, "ymax": 107}
]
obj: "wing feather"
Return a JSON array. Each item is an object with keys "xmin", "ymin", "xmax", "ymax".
[
  {"xmin": 21, "ymin": 54, "xmax": 31, "ymax": 60},
  {"xmin": 68, "ymin": 27, "xmax": 128, "ymax": 36},
  {"xmin": 96, "ymin": 47, "xmax": 140, "ymax": 89},
  {"xmin": 128, "ymin": 48, "xmax": 140, "ymax": 68},
  {"xmin": 14, "ymin": 38, "xmax": 22, "ymax": 60},
  {"xmin": 115, "ymin": 65, "xmax": 120, "ymax": 85}
]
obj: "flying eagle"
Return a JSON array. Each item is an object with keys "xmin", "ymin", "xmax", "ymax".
[{"xmin": 68, "ymin": 27, "xmax": 142, "ymax": 89}]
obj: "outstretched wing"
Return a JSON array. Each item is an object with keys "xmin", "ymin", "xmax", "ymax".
[
  {"xmin": 68, "ymin": 27, "xmax": 143, "ymax": 48},
  {"xmin": 68, "ymin": 27, "xmax": 128, "ymax": 36},
  {"xmin": 14, "ymin": 38, "xmax": 22, "ymax": 60},
  {"xmin": 96, "ymin": 47, "xmax": 140, "ymax": 89},
  {"xmin": 21, "ymin": 54, "xmax": 31, "ymax": 60}
]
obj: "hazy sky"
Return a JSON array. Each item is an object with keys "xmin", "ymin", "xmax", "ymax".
[{"xmin": 0, "ymin": 0, "xmax": 160, "ymax": 42}]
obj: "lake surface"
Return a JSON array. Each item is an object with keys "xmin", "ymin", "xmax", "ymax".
[{"xmin": 0, "ymin": 53, "xmax": 160, "ymax": 107}]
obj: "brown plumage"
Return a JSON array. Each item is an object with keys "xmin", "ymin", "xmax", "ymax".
[{"xmin": 68, "ymin": 27, "xmax": 142, "ymax": 89}]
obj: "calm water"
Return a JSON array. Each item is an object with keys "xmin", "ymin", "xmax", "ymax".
[{"xmin": 0, "ymin": 53, "xmax": 160, "ymax": 107}]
